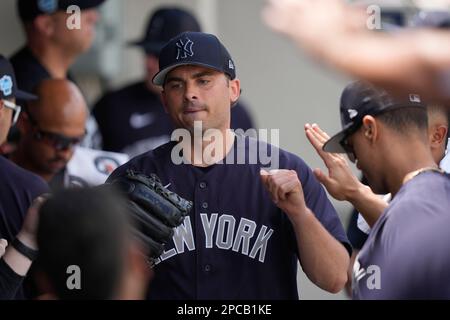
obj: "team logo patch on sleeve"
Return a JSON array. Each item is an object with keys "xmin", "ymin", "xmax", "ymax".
[{"xmin": 94, "ymin": 156, "xmax": 121, "ymax": 175}]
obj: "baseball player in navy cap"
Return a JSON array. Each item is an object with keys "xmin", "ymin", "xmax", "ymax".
[
  {"xmin": 108, "ymin": 32, "xmax": 351, "ymax": 300},
  {"xmin": 315, "ymin": 81, "xmax": 450, "ymax": 299},
  {"xmin": 0, "ymin": 56, "xmax": 36, "ymax": 139},
  {"xmin": 12, "ymin": 0, "xmax": 106, "ymax": 89},
  {"xmin": 4, "ymin": 0, "xmax": 107, "ymax": 152},
  {"xmin": 93, "ymin": 7, "xmax": 255, "ymax": 157},
  {"xmin": 0, "ymin": 55, "xmax": 49, "ymax": 299}
]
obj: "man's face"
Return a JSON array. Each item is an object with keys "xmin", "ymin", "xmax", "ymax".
[
  {"xmin": 51, "ymin": 8, "xmax": 99, "ymax": 55},
  {"xmin": 0, "ymin": 100, "xmax": 13, "ymax": 144},
  {"xmin": 161, "ymin": 65, "xmax": 240, "ymax": 132},
  {"xmin": 24, "ymin": 108, "xmax": 86, "ymax": 176},
  {"xmin": 346, "ymin": 127, "xmax": 387, "ymax": 194}
]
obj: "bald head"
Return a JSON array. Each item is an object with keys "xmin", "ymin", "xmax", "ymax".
[
  {"xmin": 13, "ymin": 79, "xmax": 88, "ymax": 181},
  {"xmin": 27, "ymin": 79, "xmax": 88, "ymax": 132}
]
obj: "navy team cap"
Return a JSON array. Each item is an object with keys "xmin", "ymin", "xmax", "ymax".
[
  {"xmin": 153, "ymin": 31, "xmax": 236, "ymax": 86},
  {"xmin": 130, "ymin": 7, "xmax": 201, "ymax": 56},
  {"xmin": 323, "ymin": 81, "xmax": 426, "ymax": 154},
  {"xmin": 0, "ymin": 55, "xmax": 36, "ymax": 101},
  {"xmin": 18, "ymin": 0, "xmax": 106, "ymax": 22}
]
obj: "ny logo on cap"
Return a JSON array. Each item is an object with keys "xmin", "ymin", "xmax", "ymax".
[
  {"xmin": 0, "ymin": 76, "xmax": 13, "ymax": 97},
  {"xmin": 38, "ymin": 0, "xmax": 58, "ymax": 13},
  {"xmin": 175, "ymin": 37, "xmax": 194, "ymax": 60}
]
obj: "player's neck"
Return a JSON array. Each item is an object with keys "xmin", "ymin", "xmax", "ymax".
[
  {"xmin": 386, "ymin": 142, "xmax": 437, "ymax": 197},
  {"xmin": 11, "ymin": 147, "xmax": 54, "ymax": 182},
  {"xmin": 28, "ymin": 41, "xmax": 75, "ymax": 79},
  {"xmin": 183, "ymin": 129, "xmax": 236, "ymax": 167}
]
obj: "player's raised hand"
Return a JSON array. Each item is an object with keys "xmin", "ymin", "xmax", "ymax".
[
  {"xmin": 260, "ymin": 169, "xmax": 307, "ymax": 220},
  {"xmin": 0, "ymin": 239, "xmax": 7, "ymax": 258},
  {"xmin": 262, "ymin": 0, "xmax": 366, "ymax": 56},
  {"xmin": 305, "ymin": 123, "xmax": 364, "ymax": 201}
]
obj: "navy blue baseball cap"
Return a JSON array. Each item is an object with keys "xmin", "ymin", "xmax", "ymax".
[
  {"xmin": 130, "ymin": 7, "xmax": 201, "ymax": 55},
  {"xmin": 323, "ymin": 81, "xmax": 426, "ymax": 153},
  {"xmin": 17, "ymin": 0, "xmax": 106, "ymax": 22},
  {"xmin": 153, "ymin": 31, "xmax": 236, "ymax": 86},
  {"xmin": 0, "ymin": 55, "xmax": 36, "ymax": 101}
]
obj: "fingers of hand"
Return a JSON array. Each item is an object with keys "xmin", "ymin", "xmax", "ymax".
[
  {"xmin": 262, "ymin": 0, "xmax": 309, "ymax": 33},
  {"xmin": 30, "ymin": 195, "xmax": 50, "ymax": 212},
  {"xmin": 305, "ymin": 124, "xmax": 338, "ymax": 167},
  {"xmin": 260, "ymin": 169, "xmax": 299, "ymax": 203},
  {"xmin": 311, "ymin": 123, "xmax": 331, "ymax": 140},
  {"xmin": 0, "ymin": 239, "xmax": 7, "ymax": 256},
  {"xmin": 305, "ymin": 124, "xmax": 324, "ymax": 152}
]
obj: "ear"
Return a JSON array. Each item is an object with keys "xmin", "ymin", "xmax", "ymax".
[
  {"xmin": 429, "ymin": 124, "xmax": 448, "ymax": 149},
  {"xmin": 145, "ymin": 55, "xmax": 159, "ymax": 69},
  {"xmin": 34, "ymin": 15, "xmax": 55, "ymax": 37},
  {"xmin": 361, "ymin": 115, "xmax": 378, "ymax": 142},
  {"xmin": 16, "ymin": 112, "xmax": 30, "ymax": 135},
  {"xmin": 229, "ymin": 78, "xmax": 241, "ymax": 107}
]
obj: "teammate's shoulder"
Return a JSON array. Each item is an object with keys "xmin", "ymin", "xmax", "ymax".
[
  {"xmin": 107, "ymin": 141, "xmax": 175, "ymax": 181},
  {"xmin": 239, "ymin": 134, "xmax": 310, "ymax": 169},
  {"xmin": 101, "ymin": 82, "xmax": 155, "ymax": 101},
  {"xmin": 0, "ymin": 156, "xmax": 49, "ymax": 193},
  {"xmin": 9, "ymin": 46, "xmax": 29, "ymax": 65},
  {"xmin": 388, "ymin": 171, "xmax": 450, "ymax": 220},
  {"xmin": 10, "ymin": 46, "xmax": 42, "ymax": 72},
  {"xmin": 402, "ymin": 170, "xmax": 450, "ymax": 196},
  {"xmin": 120, "ymin": 141, "xmax": 174, "ymax": 166}
]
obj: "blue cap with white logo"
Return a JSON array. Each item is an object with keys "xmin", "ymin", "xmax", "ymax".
[
  {"xmin": 0, "ymin": 55, "xmax": 36, "ymax": 101},
  {"xmin": 323, "ymin": 81, "xmax": 426, "ymax": 153},
  {"xmin": 153, "ymin": 31, "xmax": 236, "ymax": 86}
]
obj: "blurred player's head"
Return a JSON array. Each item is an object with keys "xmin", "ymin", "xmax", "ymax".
[
  {"xmin": 324, "ymin": 81, "xmax": 430, "ymax": 194},
  {"xmin": 15, "ymin": 79, "xmax": 87, "ymax": 181},
  {"xmin": 154, "ymin": 32, "xmax": 240, "ymax": 133},
  {"xmin": 130, "ymin": 7, "xmax": 201, "ymax": 93},
  {"xmin": 17, "ymin": 0, "xmax": 105, "ymax": 57},
  {"xmin": 37, "ymin": 187, "xmax": 152, "ymax": 300}
]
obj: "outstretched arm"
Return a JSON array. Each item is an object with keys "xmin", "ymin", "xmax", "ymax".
[{"xmin": 260, "ymin": 169, "xmax": 349, "ymax": 293}]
